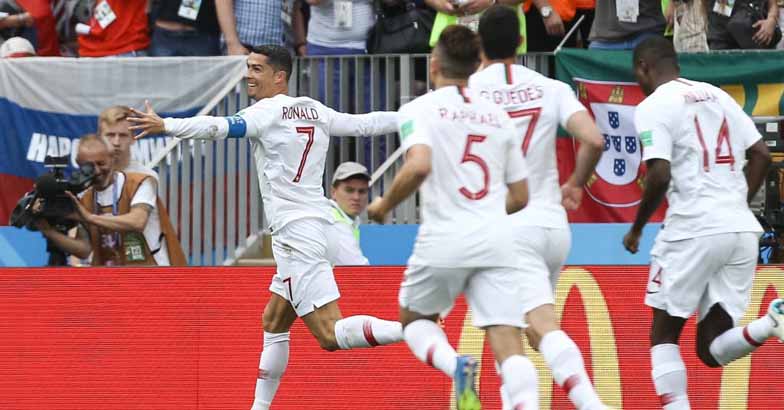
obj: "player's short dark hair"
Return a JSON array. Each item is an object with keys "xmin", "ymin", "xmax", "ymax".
[
  {"xmin": 478, "ymin": 5, "xmax": 520, "ymax": 60},
  {"xmin": 434, "ymin": 25, "xmax": 480, "ymax": 79},
  {"xmin": 250, "ymin": 44, "xmax": 293, "ymax": 81},
  {"xmin": 633, "ymin": 35, "xmax": 678, "ymax": 71}
]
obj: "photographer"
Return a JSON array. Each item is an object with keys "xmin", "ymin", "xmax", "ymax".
[{"xmin": 36, "ymin": 134, "xmax": 186, "ymax": 266}]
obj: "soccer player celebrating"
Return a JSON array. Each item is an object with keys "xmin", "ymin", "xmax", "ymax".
[
  {"xmin": 368, "ymin": 26, "xmax": 535, "ymax": 410},
  {"xmin": 623, "ymin": 36, "xmax": 784, "ymax": 409},
  {"xmin": 469, "ymin": 6, "xmax": 611, "ymax": 410},
  {"xmin": 128, "ymin": 45, "xmax": 404, "ymax": 410}
]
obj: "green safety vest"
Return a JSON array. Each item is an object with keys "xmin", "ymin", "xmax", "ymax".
[
  {"xmin": 332, "ymin": 205, "xmax": 360, "ymax": 242},
  {"xmin": 429, "ymin": 7, "xmax": 528, "ymax": 54}
]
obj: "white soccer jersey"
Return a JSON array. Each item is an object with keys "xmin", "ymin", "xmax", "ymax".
[
  {"xmin": 399, "ymin": 85, "xmax": 528, "ymax": 267},
  {"xmin": 469, "ymin": 63, "xmax": 586, "ymax": 229},
  {"xmin": 634, "ymin": 78, "xmax": 763, "ymax": 241},
  {"xmin": 163, "ymin": 94, "xmax": 398, "ymax": 232}
]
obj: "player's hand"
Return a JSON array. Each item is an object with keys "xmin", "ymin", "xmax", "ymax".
[
  {"xmin": 367, "ymin": 197, "xmax": 390, "ymax": 224},
  {"xmin": 623, "ymin": 229, "xmax": 641, "ymax": 254},
  {"xmin": 128, "ymin": 100, "xmax": 165, "ymax": 140},
  {"xmin": 64, "ymin": 191, "xmax": 91, "ymax": 223},
  {"xmin": 543, "ymin": 12, "xmax": 565, "ymax": 37},
  {"xmin": 753, "ymin": 17, "xmax": 777, "ymax": 46},
  {"xmin": 560, "ymin": 182, "xmax": 583, "ymax": 211},
  {"xmin": 457, "ymin": 0, "xmax": 493, "ymax": 16}
]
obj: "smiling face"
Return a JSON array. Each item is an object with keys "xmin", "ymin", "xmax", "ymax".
[
  {"xmin": 76, "ymin": 139, "xmax": 114, "ymax": 190},
  {"xmin": 246, "ymin": 53, "xmax": 286, "ymax": 100}
]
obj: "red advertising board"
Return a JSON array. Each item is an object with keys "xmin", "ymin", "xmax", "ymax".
[{"xmin": 0, "ymin": 266, "xmax": 781, "ymax": 409}]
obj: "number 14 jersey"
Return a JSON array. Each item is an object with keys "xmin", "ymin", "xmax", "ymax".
[
  {"xmin": 634, "ymin": 78, "xmax": 762, "ymax": 241},
  {"xmin": 398, "ymin": 86, "xmax": 528, "ymax": 268}
]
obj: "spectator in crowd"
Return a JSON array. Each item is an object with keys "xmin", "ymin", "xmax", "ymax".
[
  {"xmin": 215, "ymin": 0, "xmax": 283, "ymax": 55},
  {"xmin": 283, "ymin": 0, "xmax": 308, "ymax": 56},
  {"xmin": 149, "ymin": 0, "xmax": 221, "ymax": 56},
  {"xmin": 16, "ymin": 0, "xmax": 60, "ymax": 55},
  {"xmin": 707, "ymin": 0, "xmax": 779, "ymax": 49},
  {"xmin": 98, "ymin": 106, "xmax": 159, "ymax": 180},
  {"xmin": 0, "ymin": 35, "xmax": 34, "ymax": 57},
  {"xmin": 304, "ymin": 0, "xmax": 375, "ymax": 108},
  {"xmin": 665, "ymin": 0, "xmax": 708, "ymax": 51},
  {"xmin": 326, "ymin": 162, "xmax": 370, "ymax": 266},
  {"xmin": 0, "ymin": 8, "xmax": 32, "ymax": 31},
  {"xmin": 305, "ymin": 0, "xmax": 374, "ymax": 56},
  {"xmin": 575, "ymin": 0, "xmax": 596, "ymax": 46},
  {"xmin": 76, "ymin": 0, "xmax": 150, "ymax": 57},
  {"xmin": 588, "ymin": 0, "xmax": 666, "ymax": 49},
  {"xmin": 36, "ymin": 134, "xmax": 186, "ymax": 266},
  {"xmin": 523, "ymin": 0, "xmax": 574, "ymax": 51},
  {"xmin": 428, "ymin": 0, "xmax": 526, "ymax": 52}
]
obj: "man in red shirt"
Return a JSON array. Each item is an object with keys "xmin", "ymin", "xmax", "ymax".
[{"xmin": 76, "ymin": 0, "xmax": 149, "ymax": 57}]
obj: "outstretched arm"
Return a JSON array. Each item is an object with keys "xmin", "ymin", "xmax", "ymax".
[
  {"xmin": 329, "ymin": 111, "xmax": 400, "ymax": 137},
  {"xmin": 128, "ymin": 101, "xmax": 253, "ymax": 140}
]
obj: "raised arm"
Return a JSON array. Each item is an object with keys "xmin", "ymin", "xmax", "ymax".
[
  {"xmin": 329, "ymin": 111, "xmax": 400, "ymax": 137},
  {"xmin": 128, "ymin": 101, "xmax": 255, "ymax": 140}
]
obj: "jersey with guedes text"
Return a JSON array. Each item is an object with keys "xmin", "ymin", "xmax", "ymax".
[
  {"xmin": 634, "ymin": 78, "xmax": 762, "ymax": 241},
  {"xmin": 470, "ymin": 63, "xmax": 586, "ymax": 229}
]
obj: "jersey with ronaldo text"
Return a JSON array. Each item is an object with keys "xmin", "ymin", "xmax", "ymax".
[{"xmin": 164, "ymin": 94, "xmax": 398, "ymax": 232}]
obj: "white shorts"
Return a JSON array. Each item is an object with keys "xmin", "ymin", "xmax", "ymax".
[
  {"xmin": 645, "ymin": 232, "xmax": 759, "ymax": 324},
  {"xmin": 399, "ymin": 265, "xmax": 528, "ymax": 328},
  {"xmin": 513, "ymin": 227, "xmax": 571, "ymax": 314},
  {"xmin": 269, "ymin": 218, "xmax": 340, "ymax": 317}
]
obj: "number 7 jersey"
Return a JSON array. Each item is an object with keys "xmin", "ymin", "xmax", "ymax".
[
  {"xmin": 238, "ymin": 94, "xmax": 398, "ymax": 232},
  {"xmin": 469, "ymin": 63, "xmax": 588, "ymax": 229},
  {"xmin": 634, "ymin": 78, "xmax": 763, "ymax": 241},
  {"xmin": 398, "ymin": 86, "xmax": 528, "ymax": 268}
]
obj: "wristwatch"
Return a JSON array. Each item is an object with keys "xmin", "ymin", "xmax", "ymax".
[{"xmin": 540, "ymin": 5, "xmax": 553, "ymax": 18}]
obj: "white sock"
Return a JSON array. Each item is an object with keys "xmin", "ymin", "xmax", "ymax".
[
  {"xmin": 500, "ymin": 355, "xmax": 538, "ymax": 410},
  {"xmin": 708, "ymin": 316, "xmax": 774, "ymax": 366},
  {"xmin": 496, "ymin": 362, "xmax": 512, "ymax": 410},
  {"xmin": 539, "ymin": 330, "xmax": 603, "ymax": 410},
  {"xmin": 403, "ymin": 319, "xmax": 458, "ymax": 377},
  {"xmin": 334, "ymin": 315, "xmax": 403, "ymax": 349},
  {"xmin": 746, "ymin": 314, "xmax": 776, "ymax": 343},
  {"xmin": 250, "ymin": 332, "xmax": 290, "ymax": 410},
  {"xmin": 651, "ymin": 344, "xmax": 690, "ymax": 410}
]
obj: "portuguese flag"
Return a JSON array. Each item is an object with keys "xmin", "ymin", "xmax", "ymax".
[{"xmin": 555, "ymin": 48, "xmax": 784, "ymax": 222}]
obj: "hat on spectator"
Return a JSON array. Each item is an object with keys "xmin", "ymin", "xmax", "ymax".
[
  {"xmin": 332, "ymin": 162, "xmax": 370, "ymax": 185},
  {"xmin": 0, "ymin": 37, "xmax": 36, "ymax": 58}
]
